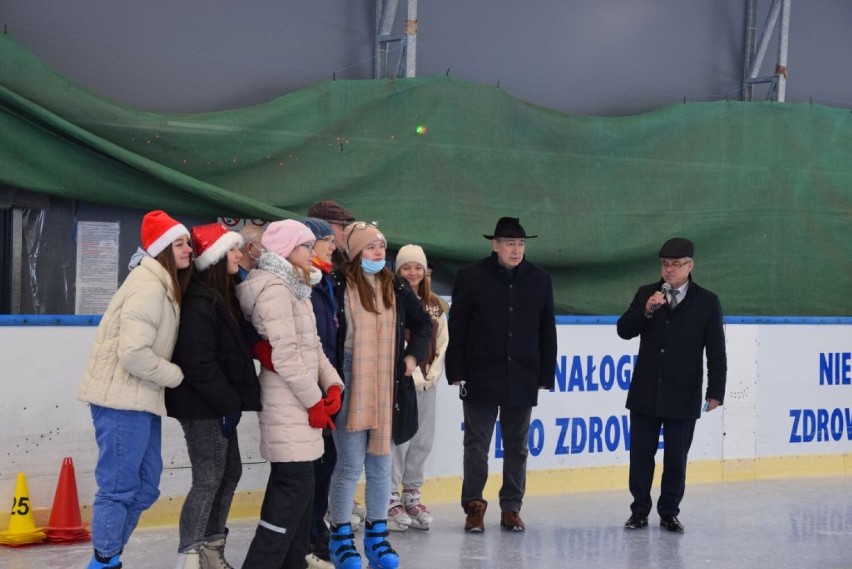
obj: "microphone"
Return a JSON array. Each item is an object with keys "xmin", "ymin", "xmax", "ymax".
[{"xmin": 649, "ymin": 283, "xmax": 671, "ymax": 316}]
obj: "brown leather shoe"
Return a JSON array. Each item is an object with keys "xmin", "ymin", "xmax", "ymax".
[
  {"xmin": 464, "ymin": 500, "xmax": 487, "ymax": 532},
  {"xmin": 500, "ymin": 511, "xmax": 525, "ymax": 532}
]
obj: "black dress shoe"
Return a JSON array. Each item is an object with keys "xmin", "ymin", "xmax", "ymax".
[
  {"xmin": 624, "ymin": 513, "xmax": 648, "ymax": 529},
  {"xmin": 660, "ymin": 516, "xmax": 684, "ymax": 533}
]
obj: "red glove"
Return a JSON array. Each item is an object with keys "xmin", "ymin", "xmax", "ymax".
[
  {"xmin": 323, "ymin": 385, "xmax": 342, "ymax": 415},
  {"xmin": 251, "ymin": 340, "xmax": 275, "ymax": 372},
  {"xmin": 308, "ymin": 400, "xmax": 335, "ymax": 430}
]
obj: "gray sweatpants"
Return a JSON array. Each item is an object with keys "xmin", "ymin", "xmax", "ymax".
[{"xmin": 391, "ymin": 386, "xmax": 437, "ymax": 491}]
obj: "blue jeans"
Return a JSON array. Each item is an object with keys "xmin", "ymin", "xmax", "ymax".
[
  {"xmin": 178, "ymin": 418, "xmax": 242, "ymax": 551},
  {"xmin": 90, "ymin": 405, "xmax": 163, "ymax": 558},
  {"xmin": 328, "ymin": 351, "xmax": 393, "ymax": 525}
]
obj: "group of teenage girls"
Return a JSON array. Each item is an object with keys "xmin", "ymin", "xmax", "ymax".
[{"xmin": 78, "ymin": 208, "xmax": 448, "ymax": 569}]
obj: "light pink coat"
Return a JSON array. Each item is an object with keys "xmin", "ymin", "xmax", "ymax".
[{"xmin": 236, "ymin": 267, "xmax": 343, "ymax": 463}]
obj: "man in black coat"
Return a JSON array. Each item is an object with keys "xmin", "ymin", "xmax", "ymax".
[
  {"xmin": 446, "ymin": 217, "xmax": 557, "ymax": 533},
  {"xmin": 616, "ymin": 237, "xmax": 726, "ymax": 534}
]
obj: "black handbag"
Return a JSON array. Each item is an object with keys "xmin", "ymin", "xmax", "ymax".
[{"xmin": 392, "ymin": 374, "xmax": 419, "ymax": 445}]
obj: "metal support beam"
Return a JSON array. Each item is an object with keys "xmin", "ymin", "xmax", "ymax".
[
  {"xmin": 776, "ymin": 0, "xmax": 791, "ymax": 101},
  {"xmin": 742, "ymin": 0, "xmax": 757, "ymax": 101},
  {"xmin": 374, "ymin": 0, "xmax": 417, "ymax": 79},
  {"xmin": 749, "ymin": 0, "xmax": 782, "ymax": 81},
  {"xmin": 743, "ymin": 0, "xmax": 792, "ymax": 102},
  {"xmin": 374, "ymin": 0, "xmax": 398, "ymax": 79},
  {"xmin": 405, "ymin": 0, "xmax": 418, "ymax": 78}
]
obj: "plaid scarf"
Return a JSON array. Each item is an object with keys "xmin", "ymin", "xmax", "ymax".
[{"xmin": 345, "ymin": 281, "xmax": 396, "ymax": 455}]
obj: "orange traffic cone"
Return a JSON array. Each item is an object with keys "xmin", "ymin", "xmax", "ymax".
[
  {"xmin": 46, "ymin": 457, "xmax": 91, "ymax": 543},
  {"xmin": 0, "ymin": 472, "xmax": 47, "ymax": 546}
]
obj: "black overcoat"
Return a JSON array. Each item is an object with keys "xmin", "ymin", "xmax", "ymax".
[
  {"xmin": 616, "ymin": 278, "xmax": 726, "ymax": 420},
  {"xmin": 446, "ymin": 253, "xmax": 557, "ymax": 407}
]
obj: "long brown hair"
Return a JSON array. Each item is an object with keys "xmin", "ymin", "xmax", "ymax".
[
  {"xmin": 412, "ymin": 273, "xmax": 438, "ymax": 305},
  {"xmin": 397, "ymin": 259, "xmax": 440, "ymax": 306},
  {"xmin": 343, "ymin": 253, "xmax": 394, "ymax": 314},
  {"xmin": 155, "ymin": 246, "xmax": 191, "ymax": 307},
  {"xmin": 197, "ymin": 257, "xmax": 240, "ymax": 323}
]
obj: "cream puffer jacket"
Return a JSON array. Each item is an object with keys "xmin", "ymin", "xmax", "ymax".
[
  {"xmin": 78, "ymin": 256, "xmax": 184, "ymax": 416},
  {"xmin": 236, "ymin": 255, "xmax": 343, "ymax": 463}
]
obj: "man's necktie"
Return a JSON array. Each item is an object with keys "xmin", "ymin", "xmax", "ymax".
[{"xmin": 669, "ymin": 289, "xmax": 679, "ymax": 309}]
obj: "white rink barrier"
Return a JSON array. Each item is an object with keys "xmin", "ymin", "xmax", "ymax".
[{"xmin": 2, "ymin": 315, "xmax": 851, "ymax": 517}]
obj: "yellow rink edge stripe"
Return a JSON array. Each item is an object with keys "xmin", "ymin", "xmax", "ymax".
[{"xmin": 7, "ymin": 454, "xmax": 851, "ymax": 530}]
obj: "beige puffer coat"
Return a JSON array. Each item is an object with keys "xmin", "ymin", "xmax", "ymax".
[
  {"xmin": 236, "ymin": 259, "xmax": 343, "ymax": 463},
  {"xmin": 78, "ymin": 256, "xmax": 184, "ymax": 416}
]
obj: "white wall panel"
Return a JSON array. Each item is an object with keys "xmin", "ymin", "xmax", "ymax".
[{"xmin": 4, "ymin": 322, "xmax": 847, "ymax": 509}]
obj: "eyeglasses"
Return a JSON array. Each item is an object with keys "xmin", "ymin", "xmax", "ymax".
[
  {"xmin": 298, "ymin": 242, "xmax": 315, "ymax": 252},
  {"xmin": 660, "ymin": 259, "xmax": 692, "ymax": 269},
  {"xmin": 350, "ymin": 221, "xmax": 378, "ymax": 231},
  {"xmin": 319, "ymin": 236, "xmax": 336, "ymax": 245},
  {"xmin": 345, "ymin": 221, "xmax": 379, "ymax": 252}
]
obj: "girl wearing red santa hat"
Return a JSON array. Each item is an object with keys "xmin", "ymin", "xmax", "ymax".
[
  {"xmin": 166, "ymin": 223, "xmax": 262, "ymax": 569},
  {"xmin": 79, "ymin": 210, "xmax": 192, "ymax": 569}
]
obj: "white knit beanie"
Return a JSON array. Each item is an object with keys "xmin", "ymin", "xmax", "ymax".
[{"xmin": 395, "ymin": 244, "xmax": 427, "ymax": 271}]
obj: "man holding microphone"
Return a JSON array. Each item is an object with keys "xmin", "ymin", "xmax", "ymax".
[{"xmin": 616, "ymin": 237, "xmax": 726, "ymax": 534}]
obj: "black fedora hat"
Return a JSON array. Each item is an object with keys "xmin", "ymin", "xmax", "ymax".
[
  {"xmin": 658, "ymin": 237, "xmax": 694, "ymax": 259},
  {"xmin": 483, "ymin": 217, "xmax": 537, "ymax": 240}
]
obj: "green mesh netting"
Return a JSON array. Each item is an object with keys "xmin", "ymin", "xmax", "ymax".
[{"xmin": 2, "ymin": 34, "xmax": 852, "ymax": 315}]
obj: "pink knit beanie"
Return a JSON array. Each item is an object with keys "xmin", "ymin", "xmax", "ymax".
[{"xmin": 261, "ymin": 219, "xmax": 316, "ymax": 258}]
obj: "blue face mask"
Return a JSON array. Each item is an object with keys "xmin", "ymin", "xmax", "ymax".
[{"xmin": 361, "ymin": 258, "xmax": 386, "ymax": 275}]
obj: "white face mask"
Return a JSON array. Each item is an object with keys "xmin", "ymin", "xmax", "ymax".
[
  {"xmin": 361, "ymin": 258, "xmax": 387, "ymax": 274},
  {"xmin": 248, "ymin": 243, "xmax": 264, "ymax": 262}
]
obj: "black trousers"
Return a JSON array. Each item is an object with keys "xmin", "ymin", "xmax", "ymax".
[
  {"xmin": 461, "ymin": 401, "xmax": 532, "ymax": 513},
  {"xmin": 628, "ymin": 410, "xmax": 696, "ymax": 518},
  {"xmin": 310, "ymin": 435, "xmax": 336, "ymax": 554},
  {"xmin": 241, "ymin": 461, "xmax": 315, "ymax": 569}
]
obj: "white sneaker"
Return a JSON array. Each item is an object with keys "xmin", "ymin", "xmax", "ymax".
[
  {"xmin": 306, "ymin": 553, "xmax": 334, "ymax": 569},
  {"xmin": 403, "ymin": 489, "xmax": 433, "ymax": 530},
  {"xmin": 386, "ymin": 511, "xmax": 410, "ymax": 532},
  {"xmin": 387, "ymin": 491, "xmax": 412, "ymax": 532}
]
